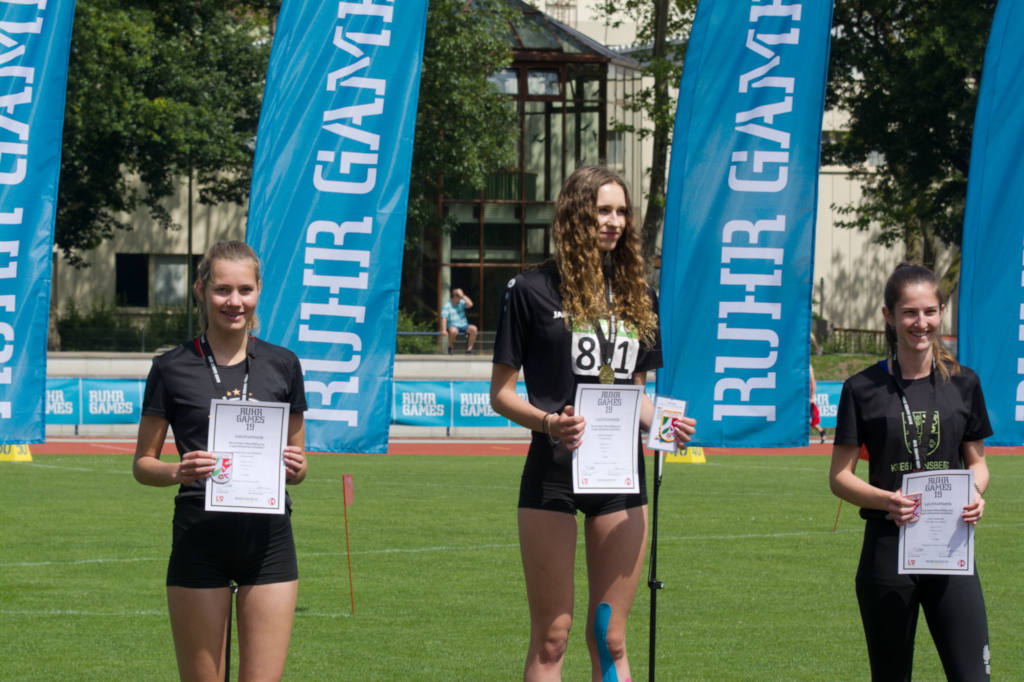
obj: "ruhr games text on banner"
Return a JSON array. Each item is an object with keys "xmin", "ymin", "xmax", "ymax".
[
  {"xmin": 246, "ymin": 0, "xmax": 429, "ymax": 453},
  {"xmin": 657, "ymin": 0, "xmax": 833, "ymax": 447},
  {"xmin": 0, "ymin": 0, "xmax": 77, "ymax": 443}
]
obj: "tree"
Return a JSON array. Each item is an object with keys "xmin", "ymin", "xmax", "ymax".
[
  {"xmin": 401, "ymin": 0, "xmax": 518, "ymax": 318},
  {"xmin": 594, "ymin": 0, "xmax": 697, "ymax": 266},
  {"xmin": 56, "ymin": 0, "xmax": 276, "ymax": 266},
  {"xmin": 824, "ymin": 1, "xmax": 998, "ymax": 275}
]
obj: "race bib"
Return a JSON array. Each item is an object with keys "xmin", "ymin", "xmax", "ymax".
[{"xmin": 571, "ymin": 320, "xmax": 640, "ymax": 380}]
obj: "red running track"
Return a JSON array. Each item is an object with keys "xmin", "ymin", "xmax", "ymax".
[{"xmin": 26, "ymin": 438, "xmax": 1024, "ymax": 457}]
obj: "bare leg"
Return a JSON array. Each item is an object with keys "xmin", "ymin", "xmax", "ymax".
[
  {"xmin": 584, "ymin": 506, "xmax": 648, "ymax": 682},
  {"xmin": 519, "ymin": 508, "xmax": 578, "ymax": 681},
  {"xmin": 167, "ymin": 586, "xmax": 232, "ymax": 682},
  {"xmin": 447, "ymin": 326, "xmax": 459, "ymax": 352},
  {"xmin": 466, "ymin": 324, "xmax": 478, "ymax": 351},
  {"xmin": 235, "ymin": 580, "xmax": 298, "ymax": 682}
]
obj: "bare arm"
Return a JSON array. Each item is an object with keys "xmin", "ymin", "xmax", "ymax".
[
  {"xmin": 284, "ymin": 412, "xmax": 307, "ymax": 484},
  {"xmin": 960, "ymin": 439, "xmax": 988, "ymax": 525},
  {"xmin": 132, "ymin": 414, "xmax": 216, "ymax": 487},
  {"xmin": 489, "ymin": 362, "xmax": 585, "ymax": 448},
  {"xmin": 829, "ymin": 443, "xmax": 917, "ymax": 525}
]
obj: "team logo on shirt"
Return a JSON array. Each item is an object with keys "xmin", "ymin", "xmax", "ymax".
[{"xmin": 901, "ymin": 409, "xmax": 940, "ymax": 458}]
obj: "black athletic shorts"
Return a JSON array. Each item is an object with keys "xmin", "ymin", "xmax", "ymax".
[
  {"xmin": 166, "ymin": 499, "xmax": 298, "ymax": 588},
  {"xmin": 518, "ymin": 433, "xmax": 647, "ymax": 517}
]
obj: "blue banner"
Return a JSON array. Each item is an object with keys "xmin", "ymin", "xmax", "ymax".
[
  {"xmin": 81, "ymin": 378, "xmax": 143, "ymax": 425},
  {"xmin": 0, "ymin": 1, "xmax": 76, "ymax": 443},
  {"xmin": 393, "ymin": 380, "xmax": 450, "ymax": 428},
  {"xmin": 959, "ymin": 0, "xmax": 1024, "ymax": 445},
  {"xmin": 453, "ymin": 381, "xmax": 505, "ymax": 428},
  {"xmin": 246, "ymin": 0, "xmax": 429, "ymax": 453},
  {"xmin": 46, "ymin": 377, "xmax": 79, "ymax": 425},
  {"xmin": 657, "ymin": 0, "xmax": 833, "ymax": 447},
  {"xmin": 815, "ymin": 380, "xmax": 841, "ymax": 430}
]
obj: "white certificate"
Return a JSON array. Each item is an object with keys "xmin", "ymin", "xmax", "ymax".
[
  {"xmin": 572, "ymin": 384, "xmax": 643, "ymax": 494},
  {"xmin": 646, "ymin": 395, "xmax": 687, "ymax": 453},
  {"xmin": 898, "ymin": 470, "xmax": 975, "ymax": 575},
  {"xmin": 205, "ymin": 399, "xmax": 289, "ymax": 515}
]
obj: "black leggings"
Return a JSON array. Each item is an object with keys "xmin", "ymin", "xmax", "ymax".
[{"xmin": 855, "ymin": 519, "xmax": 990, "ymax": 681}]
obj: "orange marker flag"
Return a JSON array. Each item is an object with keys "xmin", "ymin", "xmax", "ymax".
[
  {"xmin": 342, "ymin": 474, "xmax": 355, "ymax": 614},
  {"xmin": 343, "ymin": 473, "xmax": 355, "ymax": 506}
]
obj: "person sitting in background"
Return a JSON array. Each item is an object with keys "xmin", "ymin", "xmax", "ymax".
[{"xmin": 441, "ymin": 288, "xmax": 478, "ymax": 354}]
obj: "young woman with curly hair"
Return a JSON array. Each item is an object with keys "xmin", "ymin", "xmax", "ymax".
[{"xmin": 491, "ymin": 165, "xmax": 696, "ymax": 680}]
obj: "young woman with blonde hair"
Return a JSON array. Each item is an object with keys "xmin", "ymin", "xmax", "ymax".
[{"xmin": 133, "ymin": 240, "xmax": 307, "ymax": 681}]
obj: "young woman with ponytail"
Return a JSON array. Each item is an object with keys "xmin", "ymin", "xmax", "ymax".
[{"xmin": 829, "ymin": 262, "xmax": 993, "ymax": 680}]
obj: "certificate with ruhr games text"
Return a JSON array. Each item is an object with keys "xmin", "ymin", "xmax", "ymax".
[
  {"xmin": 205, "ymin": 399, "xmax": 289, "ymax": 515},
  {"xmin": 898, "ymin": 470, "xmax": 975, "ymax": 575},
  {"xmin": 572, "ymin": 384, "xmax": 643, "ymax": 494}
]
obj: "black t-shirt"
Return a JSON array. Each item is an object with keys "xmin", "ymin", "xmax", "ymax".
[
  {"xmin": 142, "ymin": 336, "xmax": 307, "ymax": 499},
  {"xmin": 834, "ymin": 361, "xmax": 992, "ymax": 520},
  {"xmin": 493, "ymin": 261, "xmax": 662, "ymax": 417}
]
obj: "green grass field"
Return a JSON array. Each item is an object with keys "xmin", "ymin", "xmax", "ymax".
[{"xmin": 2, "ymin": 451, "xmax": 1021, "ymax": 680}]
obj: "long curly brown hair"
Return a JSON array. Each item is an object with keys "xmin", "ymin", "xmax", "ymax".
[{"xmin": 553, "ymin": 166, "xmax": 658, "ymax": 345}]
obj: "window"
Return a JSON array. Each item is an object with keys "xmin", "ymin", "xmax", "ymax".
[
  {"xmin": 153, "ymin": 255, "xmax": 190, "ymax": 306},
  {"xmin": 115, "ymin": 254, "xmax": 148, "ymax": 307}
]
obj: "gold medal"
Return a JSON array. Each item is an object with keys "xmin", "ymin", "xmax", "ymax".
[{"xmin": 599, "ymin": 363, "xmax": 614, "ymax": 384}]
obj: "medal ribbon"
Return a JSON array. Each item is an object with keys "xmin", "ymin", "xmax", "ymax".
[
  {"xmin": 195, "ymin": 334, "xmax": 250, "ymax": 400},
  {"xmin": 889, "ymin": 355, "xmax": 937, "ymax": 472},
  {"xmin": 591, "ymin": 277, "xmax": 616, "ymax": 382}
]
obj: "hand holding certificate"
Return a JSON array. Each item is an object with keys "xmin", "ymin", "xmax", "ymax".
[
  {"xmin": 646, "ymin": 396, "xmax": 688, "ymax": 453},
  {"xmin": 571, "ymin": 384, "xmax": 643, "ymax": 494},
  {"xmin": 898, "ymin": 470, "xmax": 975, "ymax": 575},
  {"xmin": 205, "ymin": 399, "xmax": 290, "ymax": 515}
]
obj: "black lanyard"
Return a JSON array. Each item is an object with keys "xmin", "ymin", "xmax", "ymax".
[
  {"xmin": 195, "ymin": 334, "xmax": 250, "ymax": 400},
  {"xmin": 889, "ymin": 356, "xmax": 936, "ymax": 472},
  {"xmin": 592, "ymin": 277, "xmax": 617, "ymax": 384}
]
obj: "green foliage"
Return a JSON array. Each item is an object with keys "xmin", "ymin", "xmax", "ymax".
[
  {"xmin": 824, "ymin": 1, "xmax": 998, "ymax": 271},
  {"xmin": 140, "ymin": 307, "xmax": 191, "ymax": 350},
  {"xmin": 396, "ymin": 309, "xmax": 439, "ymax": 354},
  {"xmin": 55, "ymin": 301, "xmax": 144, "ymax": 351},
  {"xmin": 57, "ymin": 1, "xmax": 275, "ymax": 266},
  {"xmin": 593, "ymin": 0, "xmax": 697, "ymax": 261},
  {"xmin": 3, "ymin": 453, "xmax": 1022, "ymax": 679},
  {"xmin": 56, "ymin": 302, "xmax": 190, "ymax": 351},
  {"xmin": 408, "ymin": 0, "xmax": 518, "ymax": 225},
  {"xmin": 402, "ymin": 0, "xmax": 519, "ymax": 319}
]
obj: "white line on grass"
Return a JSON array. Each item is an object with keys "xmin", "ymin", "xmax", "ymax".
[
  {"xmin": 0, "ymin": 608, "xmax": 167, "ymax": 617},
  {"xmin": 7, "ymin": 523, "xmax": 1023, "ymax": 570},
  {"xmin": 1, "ymin": 607, "xmax": 352, "ymax": 619}
]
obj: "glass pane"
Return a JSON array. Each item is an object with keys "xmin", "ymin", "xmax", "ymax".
[
  {"xmin": 451, "ymin": 220, "xmax": 479, "ymax": 263},
  {"xmin": 485, "ymin": 172, "xmax": 521, "ymax": 201},
  {"xmin": 115, "ymin": 253, "xmax": 148, "ymax": 307},
  {"xmin": 578, "ymin": 111, "xmax": 600, "ymax": 166},
  {"xmin": 483, "ymin": 221, "xmax": 521, "ymax": 263},
  {"xmin": 527, "ymin": 70, "xmax": 561, "ymax": 97},
  {"xmin": 488, "ymin": 69, "xmax": 518, "ymax": 96},
  {"xmin": 547, "ymin": 108, "xmax": 564, "ymax": 201},
  {"xmin": 482, "ymin": 266, "xmax": 522, "ymax": 334},
  {"xmin": 524, "ymin": 106, "xmax": 546, "ymax": 202},
  {"xmin": 153, "ymin": 255, "xmax": 187, "ymax": 306},
  {"xmin": 525, "ymin": 225, "xmax": 551, "ymax": 263}
]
